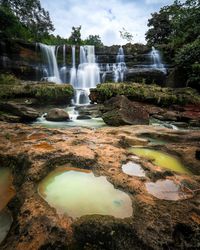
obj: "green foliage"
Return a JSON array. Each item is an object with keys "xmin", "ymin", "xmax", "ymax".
[
  {"xmin": 68, "ymin": 26, "xmax": 82, "ymax": 45},
  {"xmin": 84, "ymin": 35, "xmax": 103, "ymax": 47},
  {"xmin": 0, "ymin": 0, "xmax": 54, "ymax": 41},
  {"xmin": 119, "ymin": 28, "xmax": 134, "ymax": 43},
  {"xmin": 41, "ymin": 35, "xmax": 68, "ymax": 46},
  {"xmin": 145, "ymin": 6, "xmax": 173, "ymax": 46},
  {"xmin": 0, "ymin": 73, "xmax": 20, "ymax": 85},
  {"xmin": 0, "ymin": 5, "xmax": 30, "ymax": 39},
  {"xmin": 175, "ymin": 39, "xmax": 200, "ymax": 88},
  {"xmin": 146, "ymin": 0, "xmax": 200, "ymax": 47},
  {"xmin": 90, "ymin": 83, "xmax": 200, "ymax": 106},
  {"xmin": 170, "ymin": 0, "xmax": 200, "ymax": 47}
]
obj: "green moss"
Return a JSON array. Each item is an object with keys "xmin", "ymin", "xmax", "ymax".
[
  {"xmin": 90, "ymin": 83, "xmax": 200, "ymax": 106},
  {"xmin": 0, "ymin": 82, "xmax": 74, "ymax": 104},
  {"xmin": 34, "ymin": 84, "xmax": 74, "ymax": 103}
]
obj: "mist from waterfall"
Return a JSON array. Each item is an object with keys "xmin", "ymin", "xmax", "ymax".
[{"xmin": 150, "ymin": 47, "xmax": 166, "ymax": 74}]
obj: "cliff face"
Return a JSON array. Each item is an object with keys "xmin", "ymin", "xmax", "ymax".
[
  {"xmin": 0, "ymin": 40, "xmax": 42, "ymax": 80},
  {"xmin": 0, "ymin": 40, "xmax": 167, "ymax": 85}
]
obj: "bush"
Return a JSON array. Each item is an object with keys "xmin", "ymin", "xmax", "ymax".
[{"xmin": 0, "ymin": 73, "xmax": 20, "ymax": 85}]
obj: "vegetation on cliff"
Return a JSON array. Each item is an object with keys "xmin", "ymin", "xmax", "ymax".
[
  {"xmin": 90, "ymin": 83, "xmax": 200, "ymax": 106},
  {"xmin": 0, "ymin": 75, "xmax": 74, "ymax": 104}
]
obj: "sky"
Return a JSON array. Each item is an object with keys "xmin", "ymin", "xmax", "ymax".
[{"xmin": 40, "ymin": 0, "xmax": 176, "ymax": 46}]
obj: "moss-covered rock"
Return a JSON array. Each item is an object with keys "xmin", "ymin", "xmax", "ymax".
[
  {"xmin": 90, "ymin": 83, "xmax": 200, "ymax": 106},
  {"xmin": 0, "ymin": 80, "xmax": 74, "ymax": 105}
]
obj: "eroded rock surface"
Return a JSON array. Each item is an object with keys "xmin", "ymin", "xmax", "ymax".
[{"xmin": 0, "ymin": 122, "xmax": 199, "ymax": 249}]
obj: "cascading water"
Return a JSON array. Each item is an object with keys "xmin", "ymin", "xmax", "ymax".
[
  {"xmin": 60, "ymin": 44, "xmax": 67, "ymax": 83},
  {"xmin": 70, "ymin": 45, "xmax": 77, "ymax": 88},
  {"xmin": 70, "ymin": 45, "xmax": 100, "ymax": 105},
  {"xmin": 150, "ymin": 47, "xmax": 166, "ymax": 74},
  {"xmin": 39, "ymin": 43, "xmax": 61, "ymax": 83},
  {"xmin": 113, "ymin": 46, "xmax": 127, "ymax": 82}
]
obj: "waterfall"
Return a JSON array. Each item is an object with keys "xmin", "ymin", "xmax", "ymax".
[
  {"xmin": 113, "ymin": 46, "xmax": 127, "ymax": 82},
  {"xmin": 150, "ymin": 47, "xmax": 166, "ymax": 74},
  {"xmin": 39, "ymin": 43, "xmax": 100, "ymax": 105},
  {"xmin": 60, "ymin": 45, "xmax": 67, "ymax": 83},
  {"xmin": 70, "ymin": 45, "xmax": 100, "ymax": 105},
  {"xmin": 39, "ymin": 43, "xmax": 61, "ymax": 83},
  {"xmin": 70, "ymin": 45, "xmax": 77, "ymax": 88}
]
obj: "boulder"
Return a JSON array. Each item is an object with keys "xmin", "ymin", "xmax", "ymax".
[
  {"xmin": 46, "ymin": 108, "xmax": 70, "ymax": 122},
  {"xmin": 0, "ymin": 102, "xmax": 39, "ymax": 121},
  {"xmin": 102, "ymin": 95, "xmax": 149, "ymax": 126}
]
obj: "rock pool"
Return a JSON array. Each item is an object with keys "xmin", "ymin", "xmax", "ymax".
[
  {"xmin": 129, "ymin": 148, "xmax": 191, "ymax": 175},
  {"xmin": 38, "ymin": 167, "xmax": 133, "ymax": 219},
  {"xmin": 122, "ymin": 161, "xmax": 145, "ymax": 177}
]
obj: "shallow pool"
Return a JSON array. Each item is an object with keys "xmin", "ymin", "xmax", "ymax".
[
  {"xmin": 122, "ymin": 161, "xmax": 145, "ymax": 177},
  {"xmin": 129, "ymin": 148, "xmax": 191, "ymax": 175},
  {"xmin": 38, "ymin": 167, "xmax": 133, "ymax": 219},
  {"xmin": 146, "ymin": 179, "xmax": 192, "ymax": 200}
]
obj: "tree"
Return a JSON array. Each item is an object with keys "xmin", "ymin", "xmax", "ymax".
[
  {"xmin": 145, "ymin": 0, "xmax": 200, "ymax": 47},
  {"xmin": 0, "ymin": 0, "xmax": 54, "ymax": 41},
  {"xmin": 84, "ymin": 35, "xmax": 103, "ymax": 47},
  {"xmin": 175, "ymin": 38, "xmax": 200, "ymax": 89},
  {"xmin": 0, "ymin": 5, "xmax": 29, "ymax": 39},
  {"xmin": 170, "ymin": 0, "xmax": 200, "ymax": 46},
  {"xmin": 119, "ymin": 28, "xmax": 134, "ymax": 43},
  {"xmin": 68, "ymin": 26, "xmax": 82, "ymax": 45},
  {"xmin": 145, "ymin": 4, "xmax": 178, "ymax": 46}
]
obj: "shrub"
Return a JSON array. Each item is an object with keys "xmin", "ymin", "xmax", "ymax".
[{"xmin": 0, "ymin": 73, "xmax": 20, "ymax": 85}]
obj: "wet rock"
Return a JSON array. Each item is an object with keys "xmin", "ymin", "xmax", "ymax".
[
  {"xmin": 75, "ymin": 104, "xmax": 103, "ymax": 118},
  {"xmin": 102, "ymin": 95, "xmax": 149, "ymax": 126},
  {"xmin": 77, "ymin": 115, "xmax": 91, "ymax": 120},
  {"xmin": 73, "ymin": 215, "xmax": 148, "ymax": 250},
  {"xmin": 162, "ymin": 111, "xmax": 178, "ymax": 121},
  {"xmin": 0, "ymin": 102, "xmax": 39, "ymax": 122},
  {"xmin": 46, "ymin": 108, "xmax": 69, "ymax": 122},
  {"xmin": 0, "ymin": 113, "xmax": 21, "ymax": 123}
]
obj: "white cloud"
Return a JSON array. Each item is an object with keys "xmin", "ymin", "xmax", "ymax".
[{"xmin": 40, "ymin": 0, "xmax": 174, "ymax": 45}]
